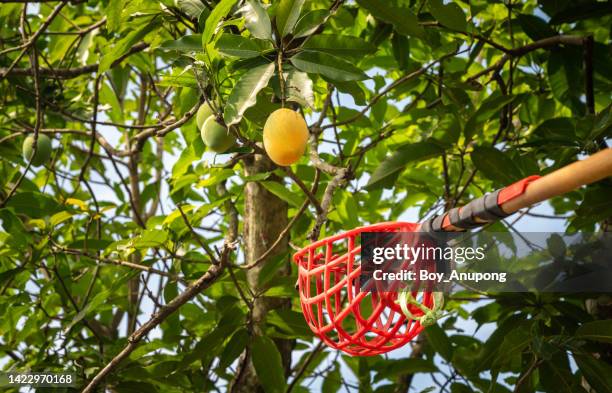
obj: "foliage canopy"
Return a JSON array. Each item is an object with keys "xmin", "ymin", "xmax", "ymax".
[{"xmin": 0, "ymin": 0, "xmax": 611, "ymax": 392}]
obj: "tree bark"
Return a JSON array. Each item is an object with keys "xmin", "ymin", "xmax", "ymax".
[{"xmin": 231, "ymin": 153, "xmax": 294, "ymax": 392}]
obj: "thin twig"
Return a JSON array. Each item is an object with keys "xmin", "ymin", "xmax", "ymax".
[
  {"xmin": 53, "ymin": 246, "xmax": 181, "ymax": 280},
  {"xmin": 322, "ymin": 51, "xmax": 458, "ymax": 130},
  {"xmin": 282, "ymin": 166, "xmax": 323, "ymax": 213},
  {"xmin": 177, "ymin": 204, "xmax": 218, "ymax": 263},
  {"xmin": 0, "ymin": 36, "xmax": 43, "ymax": 207},
  {"xmin": 1, "ymin": 42, "xmax": 149, "ymax": 79},
  {"xmin": 243, "ymin": 169, "xmax": 320, "ymax": 269},
  {"xmin": 81, "ymin": 256, "xmax": 228, "ymax": 393},
  {"xmin": 0, "ymin": 1, "xmax": 67, "ymax": 81},
  {"xmin": 286, "ymin": 341, "xmax": 325, "ymax": 393}
]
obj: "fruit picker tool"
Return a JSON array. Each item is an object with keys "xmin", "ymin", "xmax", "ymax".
[{"xmin": 293, "ymin": 148, "xmax": 612, "ymax": 356}]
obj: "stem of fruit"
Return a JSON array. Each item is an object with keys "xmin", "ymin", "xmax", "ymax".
[{"xmin": 277, "ymin": 49, "xmax": 286, "ymax": 108}]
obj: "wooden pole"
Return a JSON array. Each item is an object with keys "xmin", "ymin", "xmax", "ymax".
[{"xmin": 501, "ymin": 148, "xmax": 612, "ymax": 214}]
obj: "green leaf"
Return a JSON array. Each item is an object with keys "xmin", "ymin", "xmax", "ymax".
[
  {"xmin": 334, "ymin": 81, "xmax": 366, "ymax": 105},
  {"xmin": 391, "ymin": 33, "xmax": 410, "ymax": 69},
  {"xmin": 302, "ymin": 34, "xmax": 376, "ymax": 58},
  {"xmin": 267, "ymin": 309, "xmax": 311, "ymax": 338},
  {"xmin": 450, "ymin": 384, "xmax": 473, "ymax": 393},
  {"xmin": 531, "ymin": 117, "xmax": 576, "ymax": 145},
  {"xmin": 576, "ymin": 320, "xmax": 612, "ymax": 344},
  {"xmin": 294, "ymin": 9, "xmax": 328, "ymax": 38},
  {"xmin": 548, "ymin": 48, "xmax": 585, "ymax": 114},
  {"xmin": 290, "ymin": 51, "xmax": 367, "ymax": 82},
  {"xmin": 224, "ymin": 62, "xmax": 275, "ymax": 126},
  {"xmin": 133, "ymin": 229, "xmax": 168, "ymax": 249},
  {"xmin": 574, "ymin": 353, "xmax": 612, "ymax": 392},
  {"xmin": 5, "ymin": 192, "xmax": 61, "ymax": 218},
  {"xmin": 159, "ymin": 67, "xmax": 198, "ymax": 89},
  {"xmin": 493, "ymin": 328, "xmax": 531, "ymax": 367},
  {"xmin": 424, "ymin": 324, "xmax": 453, "ymax": 361},
  {"xmin": 356, "ymin": 0, "xmax": 425, "ymax": 39},
  {"xmin": 284, "ymin": 69, "xmax": 314, "ymax": 108},
  {"xmin": 99, "ymin": 18, "xmax": 158, "ymax": 73},
  {"xmin": 215, "ymin": 34, "xmax": 272, "ymax": 58},
  {"xmin": 260, "ymin": 181, "xmax": 302, "ymax": 208},
  {"xmin": 549, "ymin": 1, "xmax": 612, "ymax": 24},
  {"xmin": 100, "ymin": 81, "xmax": 124, "ymax": 123},
  {"xmin": 172, "ymin": 141, "xmax": 203, "ymax": 180},
  {"xmin": 547, "ymin": 234, "xmax": 566, "ymax": 259},
  {"xmin": 198, "ymin": 169, "xmax": 236, "ymax": 188},
  {"xmin": 219, "ymin": 328, "xmax": 249, "ymax": 369},
  {"xmin": 366, "ymin": 141, "xmax": 444, "ymax": 190},
  {"xmin": 63, "ymin": 289, "xmax": 110, "ymax": 333},
  {"xmin": 252, "ymin": 335, "xmax": 287, "ymax": 393},
  {"xmin": 263, "ymin": 283, "xmax": 295, "ymax": 297},
  {"xmin": 106, "ymin": 0, "xmax": 121, "ymax": 33},
  {"xmin": 517, "ymin": 14, "xmax": 556, "ymax": 41},
  {"xmin": 68, "ymin": 238, "xmax": 112, "ymax": 251},
  {"xmin": 275, "ymin": 0, "xmax": 304, "ymax": 37},
  {"xmin": 471, "ymin": 379, "xmax": 512, "ymax": 393},
  {"xmin": 467, "ymin": 25, "xmax": 493, "ymax": 68},
  {"xmin": 160, "ymin": 35, "xmax": 203, "ymax": 52},
  {"xmin": 335, "ymin": 191, "xmax": 359, "ymax": 228},
  {"xmin": 322, "ymin": 365, "xmax": 341, "ymax": 393},
  {"xmin": 240, "ymin": 0, "xmax": 272, "ymax": 40},
  {"xmin": 374, "ymin": 358, "xmax": 438, "ymax": 382},
  {"xmin": 538, "ymin": 354, "xmax": 576, "ymax": 393},
  {"xmin": 475, "ymin": 316, "xmax": 527, "ymax": 371},
  {"xmin": 591, "ymin": 104, "xmax": 612, "ymax": 140},
  {"xmin": 257, "ymin": 254, "xmax": 287, "ymax": 286},
  {"xmin": 0, "ymin": 267, "xmax": 25, "ymax": 289},
  {"xmin": 572, "ymin": 184, "xmax": 612, "ymax": 230},
  {"xmin": 75, "ymin": 29, "xmax": 96, "ymax": 65},
  {"xmin": 471, "ymin": 146, "xmax": 523, "ymax": 185},
  {"xmin": 464, "ymin": 94, "xmax": 516, "ymax": 141},
  {"xmin": 428, "ymin": 0, "xmax": 467, "ymax": 31},
  {"xmin": 49, "ymin": 211, "xmax": 74, "ymax": 227},
  {"xmin": 0, "ymin": 209, "xmax": 30, "ymax": 247},
  {"xmin": 202, "ymin": 0, "xmax": 238, "ymax": 46},
  {"xmin": 194, "ymin": 314, "xmax": 242, "ymax": 363},
  {"xmin": 176, "ymin": 0, "xmax": 206, "ymax": 19},
  {"xmin": 163, "ymin": 281, "xmax": 178, "ymax": 305},
  {"xmin": 244, "ymin": 96, "xmax": 282, "ymax": 125}
]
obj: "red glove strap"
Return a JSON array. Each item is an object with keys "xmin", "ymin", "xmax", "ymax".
[{"xmin": 497, "ymin": 175, "xmax": 541, "ymax": 205}]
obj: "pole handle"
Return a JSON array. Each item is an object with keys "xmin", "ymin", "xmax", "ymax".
[
  {"xmin": 421, "ymin": 148, "xmax": 612, "ymax": 233},
  {"xmin": 500, "ymin": 148, "xmax": 612, "ymax": 214}
]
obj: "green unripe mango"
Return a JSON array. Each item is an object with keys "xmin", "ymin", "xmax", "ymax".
[
  {"xmin": 196, "ymin": 103, "xmax": 214, "ymax": 131},
  {"xmin": 201, "ymin": 116, "xmax": 235, "ymax": 153},
  {"xmin": 22, "ymin": 134, "xmax": 52, "ymax": 166}
]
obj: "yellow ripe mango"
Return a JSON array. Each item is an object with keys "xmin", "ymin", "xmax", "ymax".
[{"xmin": 263, "ymin": 108, "xmax": 309, "ymax": 166}]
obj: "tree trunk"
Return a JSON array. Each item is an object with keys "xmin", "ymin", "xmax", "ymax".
[{"xmin": 230, "ymin": 153, "xmax": 294, "ymax": 392}]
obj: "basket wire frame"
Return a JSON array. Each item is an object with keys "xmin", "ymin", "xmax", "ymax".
[{"xmin": 293, "ymin": 222, "xmax": 436, "ymax": 356}]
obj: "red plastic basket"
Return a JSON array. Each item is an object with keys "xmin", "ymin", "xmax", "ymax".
[{"xmin": 293, "ymin": 222, "xmax": 437, "ymax": 356}]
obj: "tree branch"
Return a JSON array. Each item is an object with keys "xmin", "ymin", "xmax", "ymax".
[
  {"xmin": 0, "ymin": 42, "xmax": 149, "ymax": 79},
  {"xmin": 0, "ymin": 36, "xmax": 43, "ymax": 208},
  {"xmin": 0, "ymin": 1, "xmax": 67, "ymax": 81},
  {"xmin": 130, "ymin": 101, "xmax": 199, "ymax": 154},
  {"xmin": 52, "ymin": 245, "xmax": 181, "ymax": 280},
  {"xmin": 466, "ymin": 35, "xmax": 587, "ymax": 82},
  {"xmin": 308, "ymin": 167, "xmax": 350, "ymax": 241},
  {"xmin": 321, "ymin": 51, "xmax": 457, "ymax": 130},
  {"xmin": 81, "ymin": 247, "xmax": 232, "ymax": 392}
]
